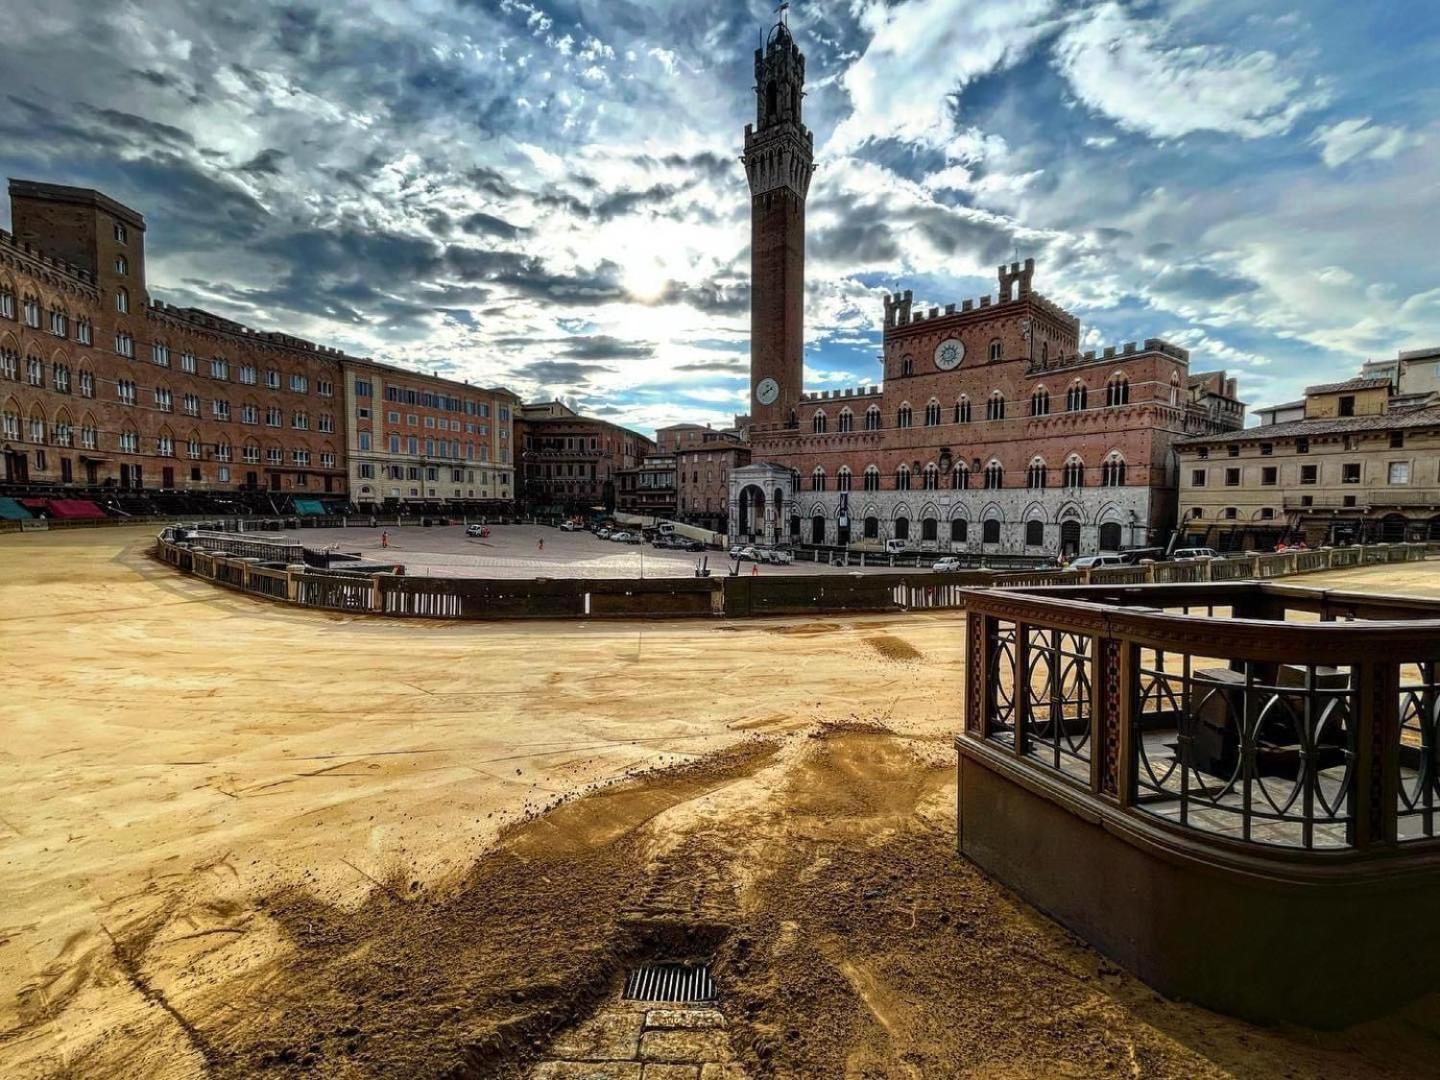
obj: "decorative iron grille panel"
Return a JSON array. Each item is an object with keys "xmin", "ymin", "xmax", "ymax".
[{"xmin": 1398, "ymin": 661, "xmax": 1440, "ymax": 841}]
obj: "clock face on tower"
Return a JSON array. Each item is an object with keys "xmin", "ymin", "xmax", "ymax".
[
  {"xmin": 934, "ymin": 339, "xmax": 965, "ymax": 371},
  {"xmin": 755, "ymin": 378, "xmax": 780, "ymax": 406}
]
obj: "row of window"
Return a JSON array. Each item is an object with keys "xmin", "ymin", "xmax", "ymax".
[
  {"xmin": 354, "ymin": 431, "xmax": 510, "ymax": 463},
  {"xmin": 1193, "ymin": 461, "xmax": 1421, "ymax": 487},
  {"xmin": 354, "ymin": 378, "xmax": 510, "ymax": 421},
  {"xmin": 811, "ymin": 378, "xmax": 1136, "ymax": 434},
  {"xmin": 0, "ymin": 288, "xmax": 95, "ymax": 343},
  {"xmin": 358, "ymin": 464, "xmax": 494, "ymax": 483},
  {"xmin": 1, "ymin": 408, "xmax": 336, "ymax": 467},
  {"xmin": 807, "ymin": 456, "xmax": 1130, "ymax": 492},
  {"xmin": 1195, "ymin": 432, "xmax": 1405, "ymax": 459},
  {"xmin": 789, "ymin": 515, "xmax": 1126, "ymax": 550}
]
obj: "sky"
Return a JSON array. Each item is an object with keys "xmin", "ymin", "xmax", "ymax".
[{"xmin": 2, "ymin": 0, "xmax": 1438, "ymax": 434}]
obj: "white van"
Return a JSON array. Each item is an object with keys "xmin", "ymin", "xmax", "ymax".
[
  {"xmin": 885, "ymin": 539, "xmax": 908, "ymax": 554},
  {"xmin": 1070, "ymin": 553, "xmax": 1124, "ymax": 570}
]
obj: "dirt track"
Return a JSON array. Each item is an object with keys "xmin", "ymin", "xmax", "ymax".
[{"xmin": 2, "ymin": 527, "xmax": 1439, "ymax": 1077}]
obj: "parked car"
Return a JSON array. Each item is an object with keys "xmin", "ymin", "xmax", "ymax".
[
  {"xmin": 597, "ymin": 528, "xmax": 612, "ymax": 539},
  {"xmin": 752, "ymin": 548, "xmax": 791, "ymax": 565},
  {"xmin": 679, "ymin": 539, "xmax": 706, "ymax": 552},
  {"xmin": 651, "ymin": 535, "xmax": 677, "ymax": 549},
  {"xmin": 465, "ymin": 524, "xmax": 490, "ymax": 538},
  {"xmin": 609, "ymin": 531, "xmax": 631, "ymax": 542},
  {"xmin": 1172, "ymin": 547, "xmax": 1220, "ymax": 561},
  {"xmin": 730, "ymin": 545, "xmax": 759, "ymax": 561},
  {"xmin": 558, "ymin": 521, "xmax": 579, "ymax": 531},
  {"xmin": 932, "ymin": 556, "xmax": 962, "ymax": 573},
  {"xmin": 621, "ymin": 532, "xmax": 643, "ymax": 544},
  {"xmin": 1069, "ymin": 553, "xmax": 1124, "ymax": 570}
]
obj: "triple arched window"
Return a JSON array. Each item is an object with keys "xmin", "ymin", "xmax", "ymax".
[
  {"xmin": 953, "ymin": 463, "xmax": 970, "ymax": 489},
  {"xmin": 1106, "ymin": 375, "xmax": 1130, "ymax": 407},
  {"xmin": 1027, "ymin": 459, "xmax": 1047, "ymax": 489},
  {"xmin": 838, "ymin": 408, "xmax": 853, "ymax": 433},
  {"xmin": 863, "ymin": 465, "xmax": 881, "ymax": 491},
  {"xmin": 986, "ymin": 392, "xmax": 1005, "ymax": 421},
  {"xmin": 1063, "ymin": 457, "xmax": 1085, "ymax": 488},
  {"xmin": 864, "ymin": 405, "xmax": 881, "ymax": 431},
  {"xmin": 896, "ymin": 464, "xmax": 912, "ymax": 491},
  {"xmin": 955, "ymin": 396, "xmax": 971, "ymax": 423},
  {"xmin": 813, "ymin": 411, "xmax": 827, "ymax": 434},
  {"xmin": 897, "ymin": 403, "xmax": 913, "ymax": 428},
  {"xmin": 1067, "ymin": 382, "xmax": 1088, "ymax": 411},
  {"xmin": 924, "ymin": 399, "xmax": 941, "ymax": 426},
  {"xmin": 811, "ymin": 467, "xmax": 826, "ymax": 491},
  {"xmin": 984, "ymin": 460, "xmax": 1004, "ymax": 489},
  {"xmin": 1101, "ymin": 454, "xmax": 1128, "ymax": 487},
  {"xmin": 922, "ymin": 463, "xmax": 939, "ymax": 490},
  {"xmin": 1031, "ymin": 388, "xmax": 1049, "ymax": 416}
]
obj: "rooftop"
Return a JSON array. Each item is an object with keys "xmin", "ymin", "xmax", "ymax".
[
  {"xmin": 1305, "ymin": 376, "xmax": 1392, "ymax": 395},
  {"xmin": 8, "ymin": 178, "xmax": 146, "ymax": 229},
  {"xmin": 1177, "ymin": 405, "xmax": 1440, "ymax": 446}
]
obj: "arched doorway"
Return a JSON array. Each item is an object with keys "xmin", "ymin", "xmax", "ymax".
[
  {"xmin": 1025, "ymin": 519, "xmax": 1044, "ymax": 547},
  {"xmin": 921, "ymin": 517, "xmax": 938, "ymax": 542},
  {"xmin": 1060, "ymin": 519, "xmax": 1081, "ymax": 557},
  {"xmin": 736, "ymin": 484, "xmax": 766, "ymax": 540},
  {"xmin": 951, "ymin": 518, "xmax": 967, "ymax": 543},
  {"xmin": 983, "ymin": 518, "xmax": 1000, "ymax": 544},
  {"xmin": 894, "ymin": 517, "xmax": 910, "ymax": 541},
  {"xmin": 864, "ymin": 516, "xmax": 879, "ymax": 539},
  {"xmin": 1098, "ymin": 521, "xmax": 1122, "ymax": 551},
  {"xmin": 811, "ymin": 514, "xmax": 825, "ymax": 545},
  {"xmin": 1380, "ymin": 514, "xmax": 1407, "ymax": 543}
]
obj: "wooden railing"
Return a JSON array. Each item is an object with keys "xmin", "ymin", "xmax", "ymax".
[
  {"xmin": 151, "ymin": 531, "xmax": 1430, "ymax": 622},
  {"xmin": 962, "ymin": 582, "xmax": 1440, "ymax": 851}
]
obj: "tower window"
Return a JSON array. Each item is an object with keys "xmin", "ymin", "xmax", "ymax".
[{"xmin": 114, "ymin": 222, "xmax": 127, "ymax": 244}]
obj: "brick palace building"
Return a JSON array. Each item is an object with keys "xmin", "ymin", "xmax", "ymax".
[
  {"xmin": 728, "ymin": 22, "xmax": 1245, "ymax": 557},
  {"xmin": 517, "ymin": 400, "xmax": 655, "ymax": 515},
  {"xmin": 657, "ymin": 422, "xmax": 750, "ymax": 533},
  {"xmin": 0, "ymin": 179, "xmax": 521, "ymax": 517}
]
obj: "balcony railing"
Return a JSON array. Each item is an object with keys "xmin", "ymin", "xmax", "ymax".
[{"xmin": 962, "ymin": 581, "xmax": 1440, "ymax": 851}]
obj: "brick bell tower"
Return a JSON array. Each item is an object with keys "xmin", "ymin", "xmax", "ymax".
[{"xmin": 743, "ymin": 17, "xmax": 814, "ymax": 429}]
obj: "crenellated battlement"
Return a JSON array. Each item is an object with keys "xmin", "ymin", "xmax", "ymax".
[
  {"xmin": 148, "ymin": 299, "xmax": 351, "ymax": 359},
  {"xmin": 0, "ymin": 228, "xmax": 97, "ymax": 288},
  {"xmin": 800, "ymin": 385, "xmax": 883, "ymax": 404},
  {"xmin": 1027, "ymin": 338, "xmax": 1191, "ymax": 374},
  {"xmin": 884, "ymin": 260, "xmax": 1080, "ymax": 335}
]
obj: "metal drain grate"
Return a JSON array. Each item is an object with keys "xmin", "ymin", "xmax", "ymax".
[{"xmin": 623, "ymin": 963, "xmax": 716, "ymax": 1003}]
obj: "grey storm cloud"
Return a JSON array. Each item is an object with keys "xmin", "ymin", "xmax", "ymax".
[
  {"xmin": 519, "ymin": 360, "xmax": 615, "ymax": 385},
  {"xmin": 1150, "ymin": 265, "xmax": 1260, "ymax": 303}
]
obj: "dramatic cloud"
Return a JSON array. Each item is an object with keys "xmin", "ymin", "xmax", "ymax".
[
  {"xmin": 1054, "ymin": 2, "xmax": 1327, "ymax": 139},
  {"xmin": 1311, "ymin": 118, "xmax": 1422, "ymax": 168},
  {"xmin": 0, "ymin": 0, "xmax": 1432, "ymax": 428}
]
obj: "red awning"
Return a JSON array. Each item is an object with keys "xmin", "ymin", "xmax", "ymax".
[{"xmin": 48, "ymin": 499, "xmax": 107, "ymax": 519}]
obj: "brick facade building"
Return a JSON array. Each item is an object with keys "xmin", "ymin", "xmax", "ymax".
[
  {"xmin": 344, "ymin": 359, "xmax": 516, "ymax": 512},
  {"xmin": 657, "ymin": 423, "xmax": 750, "ymax": 533},
  {"xmin": 517, "ymin": 401, "xmax": 654, "ymax": 514},
  {"xmin": 0, "ymin": 178, "xmax": 523, "ymax": 517},
  {"xmin": 728, "ymin": 27, "xmax": 1244, "ymax": 556}
]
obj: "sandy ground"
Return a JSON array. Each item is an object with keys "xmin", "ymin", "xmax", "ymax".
[
  {"xmin": 1, "ymin": 527, "xmax": 1438, "ymax": 1078},
  {"xmin": 262, "ymin": 522, "xmax": 925, "ymax": 579}
]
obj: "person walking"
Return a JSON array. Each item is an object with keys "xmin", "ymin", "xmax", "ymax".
[
  {"xmin": 381, "ymin": 531, "xmax": 389, "ymax": 549},
  {"xmin": 537, "ymin": 536, "xmax": 545, "ymax": 552}
]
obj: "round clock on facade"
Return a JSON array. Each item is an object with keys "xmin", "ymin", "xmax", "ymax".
[
  {"xmin": 755, "ymin": 377, "xmax": 780, "ymax": 405},
  {"xmin": 934, "ymin": 338, "xmax": 965, "ymax": 371}
]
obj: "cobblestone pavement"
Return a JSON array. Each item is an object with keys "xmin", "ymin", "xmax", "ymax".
[{"xmin": 531, "ymin": 1001, "xmax": 744, "ymax": 1080}]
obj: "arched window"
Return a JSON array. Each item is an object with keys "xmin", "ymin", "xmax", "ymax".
[
  {"xmin": 1027, "ymin": 459, "xmax": 1047, "ymax": 489},
  {"xmin": 1031, "ymin": 387, "xmax": 1050, "ymax": 416},
  {"xmin": 921, "ymin": 517, "xmax": 939, "ymax": 542},
  {"xmin": 28, "ymin": 406, "xmax": 46, "ymax": 443},
  {"xmin": 953, "ymin": 463, "xmax": 970, "ymax": 489},
  {"xmin": 1063, "ymin": 457, "xmax": 1085, "ymax": 488},
  {"xmin": 986, "ymin": 392, "xmax": 1005, "ymax": 421},
  {"xmin": 951, "ymin": 518, "xmax": 967, "ymax": 542},
  {"xmin": 924, "ymin": 399, "xmax": 940, "ymax": 426},
  {"xmin": 1025, "ymin": 520, "xmax": 1044, "ymax": 547},
  {"xmin": 811, "ymin": 467, "xmax": 826, "ymax": 492},
  {"xmin": 837, "ymin": 466, "xmax": 852, "ymax": 492},
  {"xmin": 955, "ymin": 396, "xmax": 971, "ymax": 423},
  {"xmin": 897, "ymin": 403, "xmax": 913, "ymax": 428},
  {"xmin": 1066, "ymin": 381, "xmax": 1088, "ymax": 411},
  {"xmin": 813, "ymin": 411, "xmax": 827, "ymax": 434},
  {"xmin": 52, "ymin": 409, "xmax": 72, "ymax": 447},
  {"xmin": 1041, "ymin": 342, "xmax": 1049, "ymax": 363},
  {"xmin": 864, "ymin": 516, "xmax": 879, "ymax": 539},
  {"xmin": 1099, "ymin": 521, "xmax": 1123, "ymax": 551},
  {"xmin": 1101, "ymin": 454, "xmax": 1127, "ymax": 487},
  {"xmin": 894, "ymin": 516, "xmax": 910, "ymax": 541},
  {"xmin": 896, "ymin": 464, "xmax": 912, "ymax": 491},
  {"xmin": 984, "ymin": 460, "xmax": 1004, "ymax": 489},
  {"xmin": 838, "ymin": 408, "xmax": 853, "ymax": 433},
  {"xmin": 863, "ymin": 465, "xmax": 880, "ymax": 492},
  {"xmin": 988, "ymin": 338, "xmax": 1002, "ymax": 362},
  {"xmin": 901, "ymin": 355, "xmax": 914, "ymax": 377},
  {"xmin": 1169, "ymin": 372, "xmax": 1180, "ymax": 407},
  {"xmin": 115, "ymin": 287, "xmax": 129, "ymax": 314},
  {"xmin": 983, "ymin": 518, "xmax": 1001, "ymax": 544},
  {"xmin": 1106, "ymin": 374, "xmax": 1130, "ymax": 407},
  {"xmin": 922, "ymin": 462, "xmax": 939, "ymax": 490},
  {"xmin": 812, "ymin": 515, "xmax": 826, "ymax": 545},
  {"xmin": 114, "ymin": 254, "xmax": 128, "ymax": 275},
  {"xmin": 865, "ymin": 405, "xmax": 881, "ymax": 431}
]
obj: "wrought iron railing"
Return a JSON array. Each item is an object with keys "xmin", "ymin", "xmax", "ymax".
[{"xmin": 963, "ymin": 582, "xmax": 1440, "ymax": 852}]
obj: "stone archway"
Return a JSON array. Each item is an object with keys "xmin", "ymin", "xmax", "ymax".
[
  {"xmin": 736, "ymin": 484, "xmax": 766, "ymax": 540},
  {"xmin": 1060, "ymin": 520, "xmax": 1081, "ymax": 557}
]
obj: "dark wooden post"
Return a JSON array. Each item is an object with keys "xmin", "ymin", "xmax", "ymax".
[
  {"xmin": 1353, "ymin": 659, "xmax": 1400, "ymax": 847},
  {"xmin": 965, "ymin": 610, "xmax": 989, "ymax": 737},
  {"xmin": 1014, "ymin": 621, "xmax": 1030, "ymax": 757}
]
